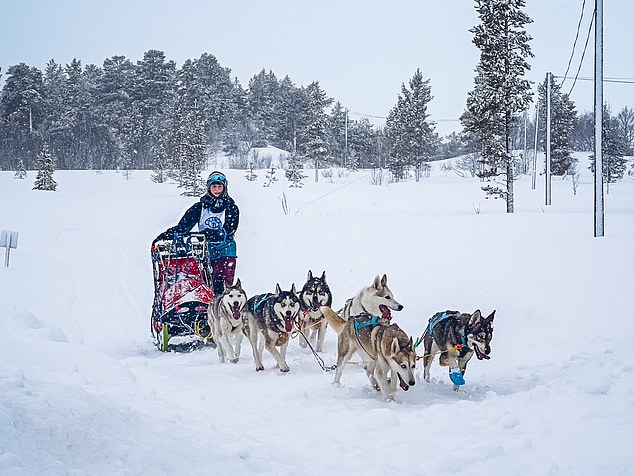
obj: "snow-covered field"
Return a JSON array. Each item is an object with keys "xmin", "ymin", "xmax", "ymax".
[{"xmin": 1, "ymin": 155, "xmax": 633, "ymax": 475}]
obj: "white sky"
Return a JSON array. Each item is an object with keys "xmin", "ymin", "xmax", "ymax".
[{"xmin": 2, "ymin": 0, "xmax": 633, "ymax": 136}]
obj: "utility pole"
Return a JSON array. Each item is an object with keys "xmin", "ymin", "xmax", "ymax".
[
  {"xmin": 344, "ymin": 109, "xmax": 348, "ymax": 168},
  {"xmin": 545, "ymin": 72, "xmax": 552, "ymax": 206},
  {"xmin": 594, "ymin": 0, "xmax": 604, "ymax": 237},
  {"xmin": 532, "ymin": 103, "xmax": 539, "ymax": 190}
]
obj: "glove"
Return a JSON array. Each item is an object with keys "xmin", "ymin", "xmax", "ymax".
[{"xmin": 152, "ymin": 227, "xmax": 175, "ymax": 245}]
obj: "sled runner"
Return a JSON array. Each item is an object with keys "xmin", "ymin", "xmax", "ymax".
[{"xmin": 151, "ymin": 233, "xmax": 215, "ymax": 352}]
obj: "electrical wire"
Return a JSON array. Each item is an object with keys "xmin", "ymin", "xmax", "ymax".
[
  {"xmin": 562, "ymin": 0, "xmax": 588, "ymax": 87},
  {"xmin": 568, "ymin": 7, "xmax": 596, "ymax": 96}
]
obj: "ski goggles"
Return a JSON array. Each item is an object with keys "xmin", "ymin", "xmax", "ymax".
[{"xmin": 207, "ymin": 172, "xmax": 227, "ymax": 187}]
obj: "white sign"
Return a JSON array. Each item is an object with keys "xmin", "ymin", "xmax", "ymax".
[
  {"xmin": 0, "ymin": 230, "xmax": 18, "ymax": 248},
  {"xmin": 1, "ymin": 230, "xmax": 18, "ymax": 267}
]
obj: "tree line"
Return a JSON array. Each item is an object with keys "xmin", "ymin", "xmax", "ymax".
[{"xmin": 2, "ymin": 0, "xmax": 633, "ymax": 205}]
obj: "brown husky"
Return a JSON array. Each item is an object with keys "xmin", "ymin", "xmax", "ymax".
[{"xmin": 321, "ymin": 306, "xmax": 416, "ymax": 401}]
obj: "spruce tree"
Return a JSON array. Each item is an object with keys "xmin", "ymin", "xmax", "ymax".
[
  {"xmin": 385, "ymin": 68, "xmax": 437, "ymax": 181},
  {"xmin": 33, "ymin": 143, "xmax": 57, "ymax": 191},
  {"xmin": 285, "ymin": 155, "xmax": 307, "ymax": 188},
  {"xmin": 538, "ymin": 76, "xmax": 577, "ymax": 176},
  {"xmin": 462, "ymin": 0, "xmax": 534, "ymax": 212},
  {"xmin": 590, "ymin": 107, "xmax": 628, "ymax": 191},
  {"xmin": 298, "ymin": 81, "xmax": 332, "ymax": 182}
]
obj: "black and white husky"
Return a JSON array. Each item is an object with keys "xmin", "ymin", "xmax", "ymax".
[
  {"xmin": 421, "ymin": 309, "xmax": 495, "ymax": 390},
  {"xmin": 297, "ymin": 270, "xmax": 333, "ymax": 352},
  {"xmin": 242, "ymin": 284, "xmax": 301, "ymax": 372},
  {"xmin": 341, "ymin": 274, "xmax": 404, "ymax": 321},
  {"xmin": 207, "ymin": 279, "xmax": 247, "ymax": 364}
]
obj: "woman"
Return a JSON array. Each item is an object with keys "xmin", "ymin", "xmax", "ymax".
[{"xmin": 155, "ymin": 171, "xmax": 239, "ymax": 295}]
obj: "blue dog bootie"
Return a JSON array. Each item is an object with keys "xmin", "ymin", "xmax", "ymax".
[{"xmin": 449, "ymin": 366, "xmax": 465, "ymax": 386}]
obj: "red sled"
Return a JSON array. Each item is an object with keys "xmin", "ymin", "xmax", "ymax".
[{"xmin": 151, "ymin": 233, "xmax": 215, "ymax": 352}]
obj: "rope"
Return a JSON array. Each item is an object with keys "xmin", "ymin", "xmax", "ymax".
[
  {"xmin": 296, "ymin": 328, "xmax": 337, "ymax": 372},
  {"xmin": 415, "ymin": 344, "xmax": 464, "ymax": 361}
]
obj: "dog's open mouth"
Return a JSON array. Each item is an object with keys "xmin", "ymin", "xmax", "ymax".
[
  {"xmin": 284, "ymin": 317, "xmax": 293, "ymax": 332},
  {"xmin": 231, "ymin": 304, "xmax": 242, "ymax": 320},
  {"xmin": 398, "ymin": 374, "xmax": 410, "ymax": 391},
  {"xmin": 474, "ymin": 344, "xmax": 490, "ymax": 360},
  {"xmin": 379, "ymin": 305, "xmax": 391, "ymax": 320}
]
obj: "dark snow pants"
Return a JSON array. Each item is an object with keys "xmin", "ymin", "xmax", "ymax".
[{"xmin": 211, "ymin": 257, "xmax": 236, "ymax": 295}]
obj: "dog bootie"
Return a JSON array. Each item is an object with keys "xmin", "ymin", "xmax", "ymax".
[{"xmin": 449, "ymin": 367, "xmax": 465, "ymax": 386}]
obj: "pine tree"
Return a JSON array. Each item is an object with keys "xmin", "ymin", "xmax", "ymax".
[
  {"xmin": 33, "ymin": 143, "xmax": 57, "ymax": 191},
  {"xmin": 174, "ymin": 98, "xmax": 206, "ymax": 196},
  {"xmin": 14, "ymin": 157, "xmax": 27, "ymax": 178},
  {"xmin": 245, "ymin": 164, "xmax": 258, "ymax": 181},
  {"xmin": 538, "ymin": 76, "xmax": 577, "ymax": 176},
  {"xmin": 298, "ymin": 82, "xmax": 332, "ymax": 182},
  {"xmin": 462, "ymin": 0, "xmax": 534, "ymax": 212},
  {"xmin": 590, "ymin": 107, "xmax": 628, "ymax": 191},
  {"xmin": 285, "ymin": 154, "xmax": 307, "ymax": 188},
  {"xmin": 263, "ymin": 165, "xmax": 277, "ymax": 187},
  {"xmin": 385, "ymin": 68, "xmax": 438, "ymax": 181}
]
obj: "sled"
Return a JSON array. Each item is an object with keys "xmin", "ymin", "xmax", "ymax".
[{"xmin": 151, "ymin": 233, "xmax": 215, "ymax": 352}]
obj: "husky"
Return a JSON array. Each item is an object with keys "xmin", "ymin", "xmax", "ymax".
[
  {"xmin": 322, "ymin": 306, "xmax": 416, "ymax": 401},
  {"xmin": 297, "ymin": 270, "xmax": 333, "ymax": 352},
  {"xmin": 207, "ymin": 278, "xmax": 247, "ymax": 364},
  {"xmin": 421, "ymin": 309, "xmax": 495, "ymax": 390},
  {"xmin": 341, "ymin": 274, "xmax": 403, "ymax": 321},
  {"xmin": 242, "ymin": 284, "xmax": 301, "ymax": 372}
]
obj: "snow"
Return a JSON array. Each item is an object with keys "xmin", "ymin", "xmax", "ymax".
[{"xmin": 1, "ymin": 156, "xmax": 633, "ymax": 475}]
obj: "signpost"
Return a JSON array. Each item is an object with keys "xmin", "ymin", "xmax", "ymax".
[{"xmin": 0, "ymin": 230, "xmax": 18, "ymax": 267}]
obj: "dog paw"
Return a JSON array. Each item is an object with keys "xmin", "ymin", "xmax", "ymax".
[
  {"xmin": 230, "ymin": 357, "xmax": 239, "ymax": 363},
  {"xmin": 256, "ymin": 365, "xmax": 264, "ymax": 372},
  {"xmin": 280, "ymin": 366, "xmax": 290, "ymax": 373}
]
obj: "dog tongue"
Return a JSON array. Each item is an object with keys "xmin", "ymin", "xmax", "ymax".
[
  {"xmin": 285, "ymin": 318, "xmax": 293, "ymax": 332},
  {"xmin": 379, "ymin": 305, "xmax": 391, "ymax": 320},
  {"xmin": 232, "ymin": 306, "xmax": 241, "ymax": 319}
]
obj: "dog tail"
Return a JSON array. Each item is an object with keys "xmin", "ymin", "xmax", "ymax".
[{"xmin": 320, "ymin": 306, "xmax": 346, "ymax": 334}]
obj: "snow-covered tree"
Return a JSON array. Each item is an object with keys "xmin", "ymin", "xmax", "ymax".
[
  {"xmin": 285, "ymin": 154, "xmax": 307, "ymax": 188},
  {"xmin": 462, "ymin": 0, "xmax": 534, "ymax": 212},
  {"xmin": 14, "ymin": 157, "xmax": 27, "ymax": 178},
  {"xmin": 590, "ymin": 106, "xmax": 628, "ymax": 191},
  {"xmin": 33, "ymin": 143, "xmax": 57, "ymax": 191},
  {"xmin": 298, "ymin": 81, "xmax": 332, "ymax": 182},
  {"xmin": 385, "ymin": 68, "xmax": 438, "ymax": 181},
  {"xmin": 538, "ymin": 75, "xmax": 577, "ymax": 176}
]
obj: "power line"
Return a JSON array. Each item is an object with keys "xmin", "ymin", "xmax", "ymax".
[
  {"xmin": 568, "ymin": 7, "xmax": 595, "ymax": 96},
  {"xmin": 554, "ymin": 76, "xmax": 634, "ymax": 85},
  {"xmin": 561, "ymin": 0, "xmax": 588, "ymax": 87}
]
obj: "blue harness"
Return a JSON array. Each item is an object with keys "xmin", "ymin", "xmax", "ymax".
[{"xmin": 353, "ymin": 315, "xmax": 379, "ymax": 333}]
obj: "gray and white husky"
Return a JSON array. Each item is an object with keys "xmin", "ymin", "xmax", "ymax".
[
  {"xmin": 341, "ymin": 274, "xmax": 403, "ymax": 321},
  {"xmin": 421, "ymin": 309, "xmax": 495, "ymax": 390},
  {"xmin": 207, "ymin": 279, "xmax": 248, "ymax": 363},
  {"xmin": 242, "ymin": 284, "xmax": 301, "ymax": 372},
  {"xmin": 322, "ymin": 306, "xmax": 416, "ymax": 401},
  {"xmin": 298, "ymin": 270, "xmax": 333, "ymax": 352}
]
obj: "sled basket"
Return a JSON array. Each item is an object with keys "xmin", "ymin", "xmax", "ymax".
[{"xmin": 150, "ymin": 233, "xmax": 215, "ymax": 352}]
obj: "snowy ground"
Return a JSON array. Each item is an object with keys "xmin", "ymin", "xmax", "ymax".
[{"xmin": 1, "ymin": 156, "xmax": 633, "ymax": 475}]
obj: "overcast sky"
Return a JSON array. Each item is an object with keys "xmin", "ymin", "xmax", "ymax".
[{"xmin": 2, "ymin": 0, "xmax": 633, "ymax": 136}]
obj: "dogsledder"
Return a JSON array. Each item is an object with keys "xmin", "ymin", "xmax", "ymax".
[{"xmin": 151, "ymin": 233, "xmax": 216, "ymax": 352}]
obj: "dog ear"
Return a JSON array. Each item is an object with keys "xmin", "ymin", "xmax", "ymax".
[
  {"xmin": 373, "ymin": 275, "xmax": 381, "ymax": 289},
  {"xmin": 391, "ymin": 337, "xmax": 400, "ymax": 354},
  {"xmin": 275, "ymin": 283, "xmax": 282, "ymax": 295},
  {"xmin": 487, "ymin": 310, "xmax": 496, "ymax": 322},
  {"xmin": 380, "ymin": 274, "xmax": 388, "ymax": 288},
  {"xmin": 291, "ymin": 283, "xmax": 297, "ymax": 295},
  {"xmin": 321, "ymin": 271, "xmax": 326, "ymax": 281},
  {"xmin": 469, "ymin": 310, "xmax": 482, "ymax": 324},
  {"xmin": 307, "ymin": 270, "xmax": 313, "ymax": 280},
  {"xmin": 235, "ymin": 278, "xmax": 241, "ymax": 288}
]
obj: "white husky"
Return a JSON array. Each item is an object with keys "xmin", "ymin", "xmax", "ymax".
[
  {"xmin": 341, "ymin": 274, "xmax": 404, "ymax": 321},
  {"xmin": 207, "ymin": 279, "xmax": 247, "ymax": 363}
]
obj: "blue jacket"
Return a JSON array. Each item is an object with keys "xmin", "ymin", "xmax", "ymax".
[{"xmin": 168, "ymin": 192, "xmax": 239, "ymax": 260}]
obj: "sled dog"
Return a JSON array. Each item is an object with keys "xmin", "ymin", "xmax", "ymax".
[
  {"xmin": 421, "ymin": 309, "xmax": 495, "ymax": 390},
  {"xmin": 297, "ymin": 270, "xmax": 333, "ymax": 352},
  {"xmin": 243, "ymin": 284, "xmax": 301, "ymax": 372},
  {"xmin": 322, "ymin": 306, "xmax": 416, "ymax": 401},
  {"xmin": 207, "ymin": 279, "xmax": 247, "ymax": 363},
  {"xmin": 341, "ymin": 274, "xmax": 403, "ymax": 321}
]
